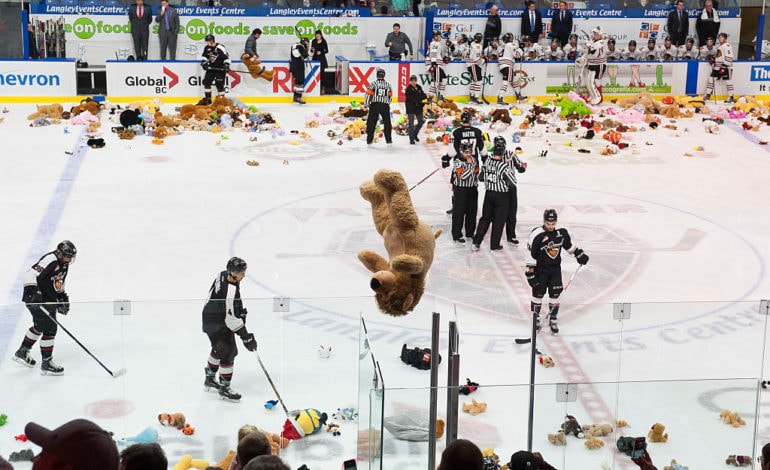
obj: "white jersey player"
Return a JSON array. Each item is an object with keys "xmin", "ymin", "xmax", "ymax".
[
  {"xmin": 520, "ymin": 36, "xmax": 543, "ymax": 61},
  {"xmin": 678, "ymin": 37, "xmax": 700, "ymax": 60},
  {"xmin": 426, "ymin": 30, "xmax": 451, "ymax": 100},
  {"xmin": 452, "ymin": 34, "xmax": 470, "ymax": 60},
  {"xmin": 484, "ymin": 37, "xmax": 502, "ymax": 61},
  {"xmin": 467, "ymin": 33, "xmax": 485, "ymax": 104},
  {"xmin": 497, "ymin": 33, "xmax": 524, "ymax": 104},
  {"xmin": 658, "ymin": 37, "xmax": 678, "ymax": 60},
  {"xmin": 642, "ymin": 38, "xmax": 659, "ymax": 60},
  {"xmin": 584, "ymin": 26, "xmax": 606, "ymax": 105},
  {"xmin": 562, "ymin": 34, "xmax": 584, "ymax": 61},
  {"xmin": 605, "ymin": 38, "xmax": 622, "ymax": 61},
  {"xmin": 545, "ymin": 40, "xmax": 564, "ymax": 61},
  {"xmin": 704, "ymin": 32, "xmax": 735, "ymax": 103},
  {"xmin": 700, "ymin": 37, "xmax": 717, "ymax": 62},
  {"xmin": 621, "ymin": 40, "xmax": 642, "ymax": 60}
]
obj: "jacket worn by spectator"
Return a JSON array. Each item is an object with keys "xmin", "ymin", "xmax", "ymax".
[{"xmin": 405, "ymin": 82, "xmax": 427, "ymax": 115}]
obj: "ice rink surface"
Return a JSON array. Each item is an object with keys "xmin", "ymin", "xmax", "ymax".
[{"xmin": 0, "ymin": 98, "xmax": 769, "ymax": 469}]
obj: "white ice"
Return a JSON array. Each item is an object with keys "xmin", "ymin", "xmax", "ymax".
[{"xmin": 0, "ymin": 99, "xmax": 769, "ymax": 470}]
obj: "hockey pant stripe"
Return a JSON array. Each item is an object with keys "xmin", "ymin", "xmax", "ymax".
[
  {"xmin": 219, "ymin": 362, "xmax": 234, "ymax": 381},
  {"xmin": 469, "ymin": 65, "xmax": 482, "ymax": 95},
  {"xmin": 207, "ymin": 353, "xmax": 220, "ymax": 372},
  {"xmin": 531, "ymin": 296, "xmax": 542, "ymax": 314}
]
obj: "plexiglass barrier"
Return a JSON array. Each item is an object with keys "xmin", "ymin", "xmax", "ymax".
[{"xmin": 0, "ymin": 296, "xmax": 768, "ymax": 469}]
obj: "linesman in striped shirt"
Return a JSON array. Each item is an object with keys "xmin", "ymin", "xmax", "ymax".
[
  {"xmin": 472, "ymin": 136, "xmax": 517, "ymax": 252},
  {"xmin": 503, "ymin": 141, "xmax": 527, "ymax": 246},
  {"xmin": 365, "ymin": 68, "xmax": 393, "ymax": 146}
]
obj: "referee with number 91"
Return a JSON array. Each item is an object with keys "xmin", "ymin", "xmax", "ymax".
[{"xmin": 365, "ymin": 68, "xmax": 393, "ymax": 146}]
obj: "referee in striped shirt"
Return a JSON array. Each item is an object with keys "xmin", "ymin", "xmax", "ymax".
[
  {"xmin": 450, "ymin": 142, "xmax": 480, "ymax": 244},
  {"xmin": 472, "ymin": 136, "xmax": 516, "ymax": 252},
  {"xmin": 365, "ymin": 68, "xmax": 393, "ymax": 146}
]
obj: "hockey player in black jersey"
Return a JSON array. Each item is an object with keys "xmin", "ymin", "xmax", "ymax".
[
  {"xmin": 526, "ymin": 209, "xmax": 589, "ymax": 334},
  {"xmin": 14, "ymin": 240, "xmax": 76, "ymax": 375},
  {"xmin": 290, "ymin": 37, "xmax": 310, "ymax": 104},
  {"xmin": 472, "ymin": 136, "xmax": 516, "ymax": 252},
  {"xmin": 199, "ymin": 34, "xmax": 231, "ymax": 105},
  {"xmin": 201, "ymin": 257, "xmax": 257, "ymax": 402}
]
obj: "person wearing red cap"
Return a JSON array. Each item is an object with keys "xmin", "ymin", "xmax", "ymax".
[{"xmin": 25, "ymin": 418, "xmax": 119, "ymax": 470}]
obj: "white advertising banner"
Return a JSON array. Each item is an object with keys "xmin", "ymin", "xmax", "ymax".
[
  {"xmin": 350, "ymin": 60, "xmax": 688, "ymax": 101},
  {"xmin": 33, "ymin": 15, "xmax": 423, "ymax": 66},
  {"xmin": 0, "ymin": 60, "xmax": 76, "ymax": 96},
  {"xmin": 729, "ymin": 62, "xmax": 770, "ymax": 97},
  {"xmin": 105, "ymin": 60, "xmax": 321, "ymax": 98},
  {"xmin": 430, "ymin": 12, "xmax": 740, "ymax": 49}
]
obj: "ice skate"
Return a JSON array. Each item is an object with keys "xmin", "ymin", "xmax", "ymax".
[
  {"xmin": 472, "ymin": 244, "xmax": 480, "ymax": 252},
  {"xmin": 204, "ymin": 368, "xmax": 220, "ymax": 392},
  {"xmin": 515, "ymin": 93, "xmax": 526, "ymax": 101},
  {"xmin": 469, "ymin": 96, "xmax": 482, "ymax": 105},
  {"xmin": 726, "ymin": 95, "xmax": 736, "ymax": 104},
  {"xmin": 549, "ymin": 317, "xmax": 559, "ymax": 335},
  {"xmin": 496, "ymin": 97, "xmax": 506, "ymax": 105},
  {"xmin": 41, "ymin": 358, "xmax": 64, "ymax": 376},
  {"xmin": 507, "ymin": 238, "xmax": 519, "ymax": 245},
  {"xmin": 219, "ymin": 382, "xmax": 241, "ymax": 402},
  {"xmin": 703, "ymin": 93, "xmax": 711, "ymax": 101},
  {"xmin": 13, "ymin": 347, "xmax": 36, "ymax": 368},
  {"xmin": 453, "ymin": 238, "xmax": 466, "ymax": 244},
  {"xmin": 293, "ymin": 96, "xmax": 306, "ymax": 105}
]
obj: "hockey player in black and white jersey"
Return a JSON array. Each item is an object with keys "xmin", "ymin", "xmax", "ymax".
[
  {"xmin": 451, "ymin": 34, "xmax": 470, "ymax": 60},
  {"xmin": 199, "ymin": 34, "xmax": 231, "ymax": 106},
  {"xmin": 642, "ymin": 38, "xmax": 659, "ymax": 60},
  {"xmin": 483, "ymin": 36, "xmax": 502, "ymax": 61},
  {"xmin": 497, "ymin": 33, "xmax": 525, "ymax": 105},
  {"xmin": 472, "ymin": 136, "xmax": 516, "ymax": 252},
  {"xmin": 699, "ymin": 37, "xmax": 717, "ymax": 62},
  {"xmin": 678, "ymin": 37, "xmax": 700, "ymax": 60},
  {"xmin": 364, "ymin": 68, "xmax": 393, "ymax": 146},
  {"xmin": 442, "ymin": 111, "xmax": 486, "ymax": 242},
  {"xmin": 466, "ymin": 33, "xmax": 485, "ymax": 104},
  {"xmin": 658, "ymin": 36, "xmax": 678, "ymax": 61},
  {"xmin": 502, "ymin": 141, "xmax": 527, "ymax": 246},
  {"xmin": 704, "ymin": 32, "xmax": 735, "ymax": 103},
  {"xmin": 14, "ymin": 241, "xmax": 76, "ymax": 375},
  {"xmin": 521, "ymin": 35, "xmax": 543, "ymax": 61},
  {"xmin": 290, "ymin": 37, "xmax": 310, "ymax": 104},
  {"xmin": 584, "ymin": 26, "xmax": 607, "ymax": 105},
  {"xmin": 426, "ymin": 30, "xmax": 451, "ymax": 101},
  {"xmin": 621, "ymin": 40, "xmax": 641, "ymax": 60},
  {"xmin": 526, "ymin": 209, "xmax": 589, "ymax": 334},
  {"xmin": 545, "ymin": 40, "xmax": 564, "ymax": 61},
  {"xmin": 202, "ymin": 257, "xmax": 257, "ymax": 402},
  {"xmin": 562, "ymin": 34, "xmax": 583, "ymax": 61},
  {"xmin": 605, "ymin": 38, "xmax": 622, "ymax": 61}
]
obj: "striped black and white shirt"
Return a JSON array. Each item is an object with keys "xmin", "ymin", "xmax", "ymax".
[
  {"xmin": 481, "ymin": 156, "xmax": 515, "ymax": 192},
  {"xmin": 365, "ymin": 79, "xmax": 392, "ymax": 106},
  {"xmin": 503, "ymin": 150, "xmax": 526, "ymax": 188},
  {"xmin": 452, "ymin": 157, "xmax": 479, "ymax": 188}
]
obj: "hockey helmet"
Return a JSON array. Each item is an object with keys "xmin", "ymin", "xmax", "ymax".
[
  {"xmin": 607, "ymin": 38, "xmax": 616, "ymax": 45},
  {"xmin": 521, "ymin": 35, "xmax": 532, "ymax": 44},
  {"xmin": 460, "ymin": 111, "xmax": 472, "ymax": 124},
  {"xmin": 502, "ymin": 33, "xmax": 514, "ymax": 44},
  {"xmin": 493, "ymin": 135, "xmax": 506, "ymax": 155},
  {"xmin": 55, "ymin": 240, "xmax": 77, "ymax": 262},
  {"xmin": 376, "ymin": 68, "xmax": 386, "ymax": 79},
  {"xmin": 686, "ymin": 37, "xmax": 695, "ymax": 44},
  {"xmin": 628, "ymin": 39, "xmax": 637, "ymax": 46},
  {"xmin": 647, "ymin": 38, "xmax": 656, "ymax": 44},
  {"xmin": 474, "ymin": 32, "xmax": 483, "ymax": 43},
  {"xmin": 204, "ymin": 34, "xmax": 215, "ymax": 42},
  {"xmin": 432, "ymin": 30, "xmax": 442, "ymax": 39},
  {"xmin": 706, "ymin": 36, "xmax": 715, "ymax": 44},
  {"xmin": 226, "ymin": 256, "xmax": 248, "ymax": 275},
  {"xmin": 543, "ymin": 209, "xmax": 558, "ymax": 223},
  {"xmin": 458, "ymin": 34, "xmax": 468, "ymax": 44},
  {"xmin": 591, "ymin": 26, "xmax": 603, "ymax": 36},
  {"xmin": 460, "ymin": 141, "xmax": 474, "ymax": 154},
  {"xmin": 718, "ymin": 32, "xmax": 728, "ymax": 40}
]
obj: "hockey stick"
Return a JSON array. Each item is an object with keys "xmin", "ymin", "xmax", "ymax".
[
  {"xmin": 409, "ymin": 168, "xmax": 441, "ymax": 191},
  {"xmin": 253, "ymin": 351, "xmax": 290, "ymax": 415},
  {"xmin": 514, "ymin": 265, "xmax": 583, "ymax": 344},
  {"xmin": 39, "ymin": 306, "xmax": 127, "ymax": 377},
  {"xmin": 480, "ymin": 60, "xmax": 490, "ymax": 104}
]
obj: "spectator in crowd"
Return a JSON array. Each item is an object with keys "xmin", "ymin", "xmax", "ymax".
[
  {"xmin": 760, "ymin": 442, "xmax": 770, "ymax": 470},
  {"xmin": 310, "ymin": 30, "xmax": 329, "ymax": 74},
  {"xmin": 521, "ymin": 1, "xmax": 543, "ymax": 42},
  {"xmin": 0, "ymin": 455, "xmax": 11, "ymax": 470},
  {"xmin": 26, "ymin": 418, "xmax": 119, "ymax": 470},
  {"xmin": 509, "ymin": 450, "xmax": 558, "ymax": 470},
  {"xmin": 155, "ymin": 0, "xmax": 180, "ymax": 60},
  {"xmin": 404, "ymin": 74, "xmax": 427, "ymax": 144},
  {"xmin": 436, "ymin": 439, "xmax": 484, "ymax": 470},
  {"xmin": 753, "ymin": 36, "xmax": 770, "ymax": 59},
  {"xmin": 667, "ymin": 0, "xmax": 689, "ymax": 47},
  {"xmin": 483, "ymin": 4, "xmax": 501, "ymax": 49},
  {"xmin": 242, "ymin": 455, "xmax": 291, "ymax": 470},
  {"xmin": 696, "ymin": 0, "xmax": 720, "ymax": 47},
  {"xmin": 550, "ymin": 0, "xmax": 573, "ymax": 48},
  {"xmin": 119, "ymin": 443, "xmax": 167, "ymax": 470},
  {"xmin": 128, "ymin": 0, "xmax": 152, "ymax": 60},
  {"xmin": 385, "ymin": 23, "xmax": 414, "ymax": 61},
  {"xmin": 229, "ymin": 432, "xmax": 272, "ymax": 470},
  {"xmin": 27, "ymin": 22, "xmax": 40, "ymax": 59}
]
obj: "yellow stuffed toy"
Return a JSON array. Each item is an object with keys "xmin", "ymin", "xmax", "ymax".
[
  {"xmin": 720, "ymin": 410, "xmax": 746, "ymax": 427},
  {"xmin": 27, "ymin": 103, "xmax": 64, "ymax": 121},
  {"xmin": 647, "ymin": 422, "xmax": 668, "ymax": 443},
  {"xmin": 547, "ymin": 431, "xmax": 567, "ymax": 445},
  {"xmin": 358, "ymin": 169, "xmax": 442, "ymax": 316},
  {"xmin": 461, "ymin": 399, "xmax": 487, "ymax": 415},
  {"xmin": 172, "ymin": 455, "xmax": 209, "ymax": 470}
]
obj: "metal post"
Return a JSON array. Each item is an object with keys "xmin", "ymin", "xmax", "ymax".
[
  {"xmin": 757, "ymin": 12, "xmax": 766, "ymax": 61},
  {"xmin": 526, "ymin": 310, "xmax": 538, "ymax": 452},
  {"xmin": 446, "ymin": 321, "xmax": 460, "ymax": 447},
  {"xmin": 428, "ymin": 312, "xmax": 440, "ymax": 470}
]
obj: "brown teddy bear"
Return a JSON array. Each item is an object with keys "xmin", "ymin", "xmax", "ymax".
[
  {"xmin": 71, "ymin": 98, "xmax": 101, "ymax": 116},
  {"xmin": 358, "ymin": 169, "xmax": 442, "ymax": 316},
  {"xmin": 617, "ymin": 91, "xmax": 661, "ymax": 114},
  {"xmin": 584, "ymin": 436, "xmax": 604, "ymax": 449},
  {"xmin": 461, "ymin": 399, "xmax": 487, "ymax": 415},
  {"xmin": 720, "ymin": 410, "xmax": 747, "ymax": 427},
  {"xmin": 437, "ymin": 99, "xmax": 459, "ymax": 113},
  {"xmin": 27, "ymin": 103, "xmax": 64, "ymax": 121},
  {"xmin": 154, "ymin": 126, "xmax": 170, "ymax": 139},
  {"xmin": 489, "ymin": 108, "xmax": 511, "ymax": 124},
  {"xmin": 725, "ymin": 455, "xmax": 752, "ymax": 467},
  {"xmin": 240, "ymin": 54, "xmax": 275, "ymax": 81},
  {"xmin": 158, "ymin": 412, "xmax": 186, "ymax": 429},
  {"xmin": 583, "ymin": 423, "xmax": 613, "ymax": 438},
  {"xmin": 547, "ymin": 431, "xmax": 567, "ymax": 445},
  {"xmin": 647, "ymin": 422, "xmax": 668, "ymax": 443}
]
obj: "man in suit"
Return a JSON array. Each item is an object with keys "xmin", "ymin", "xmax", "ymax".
[
  {"xmin": 156, "ymin": 0, "xmax": 180, "ymax": 60},
  {"xmin": 666, "ymin": 0, "xmax": 689, "ymax": 47},
  {"xmin": 550, "ymin": 0, "xmax": 573, "ymax": 48},
  {"xmin": 129, "ymin": 0, "xmax": 152, "ymax": 60},
  {"xmin": 521, "ymin": 1, "xmax": 543, "ymax": 42}
]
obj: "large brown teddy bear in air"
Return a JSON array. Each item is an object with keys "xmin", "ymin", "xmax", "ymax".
[
  {"xmin": 240, "ymin": 54, "xmax": 275, "ymax": 81},
  {"xmin": 358, "ymin": 169, "xmax": 441, "ymax": 316}
]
